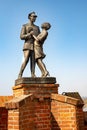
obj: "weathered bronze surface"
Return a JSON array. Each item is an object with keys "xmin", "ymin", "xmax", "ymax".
[
  {"xmin": 33, "ymin": 22, "xmax": 51, "ymax": 77},
  {"xmin": 15, "ymin": 77, "xmax": 56, "ymax": 85},
  {"xmin": 18, "ymin": 12, "xmax": 40, "ymax": 78},
  {"xmin": 18, "ymin": 12, "xmax": 51, "ymax": 78}
]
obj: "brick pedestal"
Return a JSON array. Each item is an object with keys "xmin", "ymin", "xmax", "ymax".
[
  {"xmin": 6, "ymin": 77, "xmax": 59, "ymax": 130},
  {"xmin": 13, "ymin": 83, "xmax": 58, "ymax": 97},
  {"xmin": 1, "ymin": 77, "xmax": 85, "ymax": 130},
  {"xmin": 13, "ymin": 77, "xmax": 59, "ymax": 97}
]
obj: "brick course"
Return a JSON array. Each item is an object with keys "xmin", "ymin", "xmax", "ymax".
[
  {"xmin": 51, "ymin": 94, "xmax": 84, "ymax": 130},
  {"xmin": 6, "ymin": 93, "xmax": 51, "ymax": 130},
  {"xmin": 0, "ymin": 107, "xmax": 8, "ymax": 130},
  {"xmin": 0, "ymin": 96, "xmax": 13, "ymax": 130},
  {"xmin": 12, "ymin": 84, "xmax": 58, "ymax": 97},
  {"xmin": 84, "ymin": 112, "xmax": 87, "ymax": 130}
]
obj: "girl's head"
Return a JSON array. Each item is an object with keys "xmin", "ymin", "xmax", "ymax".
[{"xmin": 41, "ymin": 22, "xmax": 51, "ymax": 30}]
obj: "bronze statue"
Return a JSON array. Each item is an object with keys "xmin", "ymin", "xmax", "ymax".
[
  {"xmin": 18, "ymin": 12, "xmax": 40, "ymax": 78},
  {"xmin": 18, "ymin": 12, "xmax": 51, "ymax": 78},
  {"xmin": 33, "ymin": 22, "xmax": 51, "ymax": 77}
]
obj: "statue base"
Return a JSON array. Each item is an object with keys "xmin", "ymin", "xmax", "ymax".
[
  {"xmin": 15, "ymin": 77, "xmax": 56, "ymax": 85},
  {"xmin": 13, "ymin": 77, "xmax": 59, "ymax": 97}
]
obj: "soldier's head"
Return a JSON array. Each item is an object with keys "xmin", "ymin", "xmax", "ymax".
[{"xmin": 28, "ymin": 12, "xmax": 37, "ymax": 23}]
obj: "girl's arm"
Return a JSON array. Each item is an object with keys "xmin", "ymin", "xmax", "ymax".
[{"xmin": 33, "ymin": 35, "xmax": 39, "ymax": 41}]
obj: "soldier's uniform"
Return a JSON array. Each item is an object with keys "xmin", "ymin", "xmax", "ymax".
[
  {"xmin": 20, "ymin": 23, "xmax": 40, "ymax": 51},
  {"xmin": 18, "ymin": 23, "xmax": 40, "ymax": 77}
]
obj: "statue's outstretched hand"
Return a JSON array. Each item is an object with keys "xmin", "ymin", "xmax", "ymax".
[{"xmin": 33, "ymin": 35, "xmax": 39, "ymax": 41}]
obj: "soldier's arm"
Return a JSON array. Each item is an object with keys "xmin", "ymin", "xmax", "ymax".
[{"xmin": 20, "ymin": 25, "xmax": 32, "ymax": 40}]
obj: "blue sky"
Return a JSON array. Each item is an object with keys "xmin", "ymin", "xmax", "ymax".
[{"xmin": 0, "ymin": 0, "xmax": 87, "ymax": 97}]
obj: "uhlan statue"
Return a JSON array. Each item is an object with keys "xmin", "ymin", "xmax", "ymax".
[{"xmin": 18, "ymin": 12, "xmax": 51, "ymax": 78}]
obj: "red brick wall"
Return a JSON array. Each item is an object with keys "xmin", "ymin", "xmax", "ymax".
[
  {"xmin": 84, "ymin": 111, "xmax": 87, "ymax": 130},
  {"xmin": 0, "ymin": 85, "xmax": 86, "ymax": 130},
  {"xmin": 34, "ymin": 98, "xmax": 51, "ymax": 130},
  {"xmin": 0, "ymin": 96, "xmax": 13, "ymax": 107},
  {"xmin": 51, "ymin": 94, "xmax": 84, "ymax": 130},
  {"xmin": 19, "ymin": 96, "xmax": 34, "ymax": 130},
  {"xmin": 8, "ymin": 109, "xmax": 19, "ymax": 130},
  {"xmin": 51, "ymin": 101, "xmax": 79, "ymax": 130},
  {"xmin": 5, "ymin": 95, "xmax": 34, "ymax": 130},
  {"xmin": 0, "ymin": 96, "xmax": 13, "ymax": 130},
  {"xmin": 13, "ymin": 84, "xmax": 58, "ymax": 97},
  {"xmin": 0, "ymin": 107, "xmax": 8, "ymax": 130},
  {"xmin": 76, "ymin": 107, "xmax": 84, "ymax": 130},
  {"xmin": 6, "ymin": 94, "xmax": 51, "ymax": 130}
]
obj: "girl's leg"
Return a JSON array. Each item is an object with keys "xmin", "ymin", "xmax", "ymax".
[{"xmin": 37, "ymin": 59, "xmax": 50, "ymax": 77}]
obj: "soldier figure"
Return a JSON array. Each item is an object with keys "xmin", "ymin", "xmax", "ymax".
[{"xmin": 18, "ymin": 12, "xmax": 40, "ymax": 78}]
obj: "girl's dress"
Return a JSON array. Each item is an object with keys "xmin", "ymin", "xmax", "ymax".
[{"xmin": 34, "ymin": 30, "xmax": 48, "ymax": 60}]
